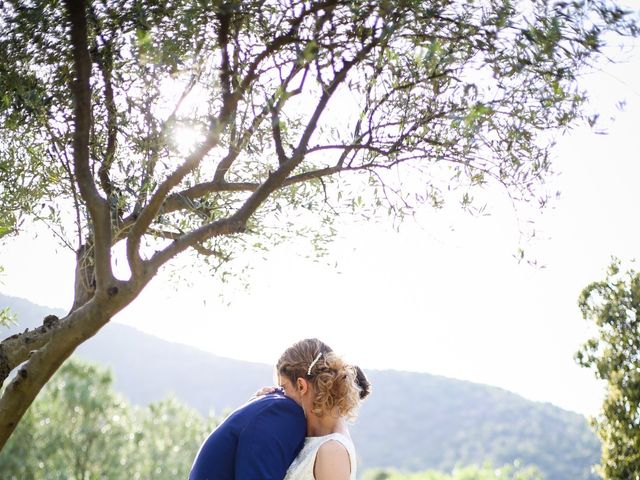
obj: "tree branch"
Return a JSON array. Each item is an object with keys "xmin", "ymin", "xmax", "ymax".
[
  {"xmin": 211, "ymin": 101, "xmax": 272, "ymax": 184},
  {"xmin": 160, "ymin": 166, "xmax": 345, "ymax": 217},
  {"xmin": 89, "ymin": 5, "xmax": 118, "ymax": 199},
  {"xmin": 271, "ymin": 98, "xmax": 288, "ymax": 166},
  {"xmin": 125, "ymin": 118, "xmax": 230, "ymax": 276},
  {"xmin": 146, "ymin": 217, "xmax": 246, "ymax": 272},
  {"xmin": 211, "ymin": 45, "xmax": 310, "ymax": 184},
  {"xmin": 0, "ymin": 316, "xmax": 60, "ymax": 389},
  {"xmin": 65, "ymin": 0, "xmax": 113, "ymax": 293},
  {"xmin": 96, "ymin": 44, "xmax": 117, "ymax": 198},
  {"xmin": 216, "ymin": 1, "xmax": 233, "ymax": 106},
  {"xmin": 232, "ymin": 1, "xmax": 337, "ymax": 105},
  {"xmin": 233, "ymin": 30, "xmax": 386, "ymax": 223}
]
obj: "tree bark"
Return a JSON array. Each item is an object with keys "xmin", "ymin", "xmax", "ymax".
[
  {"xmin": 0, "ymin": 315, "xmax": 60, "ymax": 389},
  {"xmin": 72, "ymin": 243, "xmax": 96, "ymax": 312}
]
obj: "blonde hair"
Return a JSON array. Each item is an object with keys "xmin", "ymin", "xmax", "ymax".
[{"xmin": 276, "ymin": 338, "xmax": 370, "ymax": 419}]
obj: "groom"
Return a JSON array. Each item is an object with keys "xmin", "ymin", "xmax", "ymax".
[{"xmin": 189, "ymin": 389, "xmax": 306, "ymax": 479}]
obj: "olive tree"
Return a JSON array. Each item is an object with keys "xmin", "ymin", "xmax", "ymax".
[
  {"xmin": 0, "ymin": 0, "xmax": 637, "ymax": 448},
  {"xmin": 576, "ymin": 261, "xmax": 640, "ymax": 479}
]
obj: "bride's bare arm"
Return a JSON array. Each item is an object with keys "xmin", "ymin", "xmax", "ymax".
[{"xmin": 314, "ymin": 440, "xmax": 351, "ymax": 480}]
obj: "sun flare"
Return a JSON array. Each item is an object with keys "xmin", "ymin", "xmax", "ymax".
[{"xmin": 173, "ymin": 126, "xmax": 205, "ymax": 156}]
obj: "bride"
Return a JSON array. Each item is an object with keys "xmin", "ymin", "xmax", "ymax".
[{"xmin": 267, "ymin": 338, "xmax": 371, "ymax": 480}]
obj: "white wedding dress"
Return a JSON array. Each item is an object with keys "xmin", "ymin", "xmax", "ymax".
[{"xmin": 284, "ymin": 432, "xmax": 357, "ymax": 480}]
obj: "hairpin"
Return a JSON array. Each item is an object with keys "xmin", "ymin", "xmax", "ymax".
[{"xmin": 307, "ymin": 352, "xmax": 323, "ymax": 376}]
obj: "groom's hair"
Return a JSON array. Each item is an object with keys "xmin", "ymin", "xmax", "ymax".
[{"xmin": 354, "ymin": 365, "xmax": 371, "ymax": 400}]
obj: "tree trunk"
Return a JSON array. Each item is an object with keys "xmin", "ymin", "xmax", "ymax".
[{"xmin": 72, "ymin": 243, "xmax": 96, "ymax": 313}]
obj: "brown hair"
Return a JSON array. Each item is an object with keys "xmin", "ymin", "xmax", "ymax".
[{"xmin": 276, "ymin": 338, "xmax": 370, "ymax": 419}]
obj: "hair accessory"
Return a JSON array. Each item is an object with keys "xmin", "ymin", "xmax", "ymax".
[{"xmin": 307, "ymin": 352, "xmax": 323, "ymax": 376}]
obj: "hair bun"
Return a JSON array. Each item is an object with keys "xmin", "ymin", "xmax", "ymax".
[
  {"xmin": 277, "ymin": 338, "xmax": 367, "ymax": 419},
  {"xmin": 353, "ymin": 365, "xmax": 371, "ymax": 400}
]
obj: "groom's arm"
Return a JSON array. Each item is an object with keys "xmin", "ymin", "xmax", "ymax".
[{"xmin": 235, "ymin": 398, "xmax": 306, "ymax": 479}]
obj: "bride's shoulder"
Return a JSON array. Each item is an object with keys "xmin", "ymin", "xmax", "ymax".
[
  {"xmin": 315, "ymin": 436, "xmax": 353, "ymax": 480},
  {"xmin": 321, "ymin": 432, "xmax": 355, "ymax": 453}
]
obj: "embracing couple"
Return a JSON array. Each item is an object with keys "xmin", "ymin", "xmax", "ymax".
[{"xmin": 189, "ymin": 338, "xmax": 371, "ymax": 480}]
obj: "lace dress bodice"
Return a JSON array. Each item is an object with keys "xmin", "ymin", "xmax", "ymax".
[{"xmin": 284, "ymin": 432, "xmax": 357, "ymax": 480}]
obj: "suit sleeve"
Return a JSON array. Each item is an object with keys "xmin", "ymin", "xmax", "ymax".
[{"xmin": 235, "ymin": 399, "xmax": 306, "ymax": 479}]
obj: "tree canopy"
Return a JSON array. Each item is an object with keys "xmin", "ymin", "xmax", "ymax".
[
  {"xmin": 0, "ymin": 0, "xmax": 637, "ymax": 448},
  {"xmin": 576, "ymin": 260, "xmax": 640, "ymax": 479}
]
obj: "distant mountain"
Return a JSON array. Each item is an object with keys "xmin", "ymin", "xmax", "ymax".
[
  {"xmin": 1, "ymin": 294, "xmax": 601, "ymax": 479},
  {"xmin": 0, "ymin": 294, "xmax": 270, "ymax": 413}
]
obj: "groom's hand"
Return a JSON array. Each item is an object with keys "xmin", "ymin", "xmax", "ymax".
[{"xmin": 253, "ymin": 386, "xmax": 281, "ymax": 397}]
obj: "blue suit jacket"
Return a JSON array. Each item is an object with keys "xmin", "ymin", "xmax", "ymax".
[{"xmin": 189, "ymin": 393, "xmax": 306, "ymax": 480}]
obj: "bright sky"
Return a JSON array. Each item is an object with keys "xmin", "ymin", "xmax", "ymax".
[{"xmin": 1, "ymin": 27, "xmax": 639, "ymax": 418}]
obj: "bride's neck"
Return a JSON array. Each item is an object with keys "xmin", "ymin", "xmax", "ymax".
[{"xmin": 307, "ymin": 414, "xmax": 347, "ymax": 437}]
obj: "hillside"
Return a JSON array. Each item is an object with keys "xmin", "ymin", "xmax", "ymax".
[{"xmin": 1, "ymin": 294, "xmax": 600, "ymax": 479}]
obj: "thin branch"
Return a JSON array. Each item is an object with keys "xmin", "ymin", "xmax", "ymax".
[
  {"xmin": 46, "ymin": 124, "xmax": 84, "ymax": 249},
  {"xmin": 192, "ymin": 243, "xmax": 232, "ymax": 261},
  {"xmin": 269, "ymin": 63, "xmax": 309, "ymax": 167},
  {"xmin": 211, "ymin": 103, "xmax": 271, "ymax": 184},
  {"xmin": 31, "ymin": 214, "xmax": 75, "ymax": 251},
  {"xmin": 232, "ymin": 0, "xmax": 336, "ymax": 101},
  {"xmin": 271, "ymin": 103, "xmax": 288, "ymax": 165},
  {"xmin": 146, "ymin": 217, "xmax": 246, "ymax": 272},
  {"xmin": 89, "ymin": 5, "xmax": 118, "ymax": 198},
  {"xmin": 211, "ymin": 43, "xmax": 309, "ymax": 183},
  {"xmin": 132, "ymin": 63, "xmax": 204, "ymax": 218},
  {"xmin": 318, "ymin": 176, "xmax": 339, "ymax": 216}
]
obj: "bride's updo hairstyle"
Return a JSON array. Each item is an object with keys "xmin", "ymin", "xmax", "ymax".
[{"xmin": 277, "ymin": 338, "xmax": 371, "ymax": 419}]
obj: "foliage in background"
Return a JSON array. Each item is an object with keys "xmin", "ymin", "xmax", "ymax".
[
  {"xmin": 0, "ymin": 359, "xmax": 219, "ymax": 480},
  {"xmin": 576, "ymin": 260, "xmax": 640, "ymax": 479},
  {"xmin": 0, "ymin": 306, "xmax": 13, "ymax": 327},
  {"xmin": 355, "ymin": 370, "xmax": 599, "ymax": 480},
  {"xmin": 0, "ymin": 267, "xmax": 15, "ymax": 327},
  {"xmin": 363, "ymin": 462, "xmax": 544, "ymax": 480}
]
